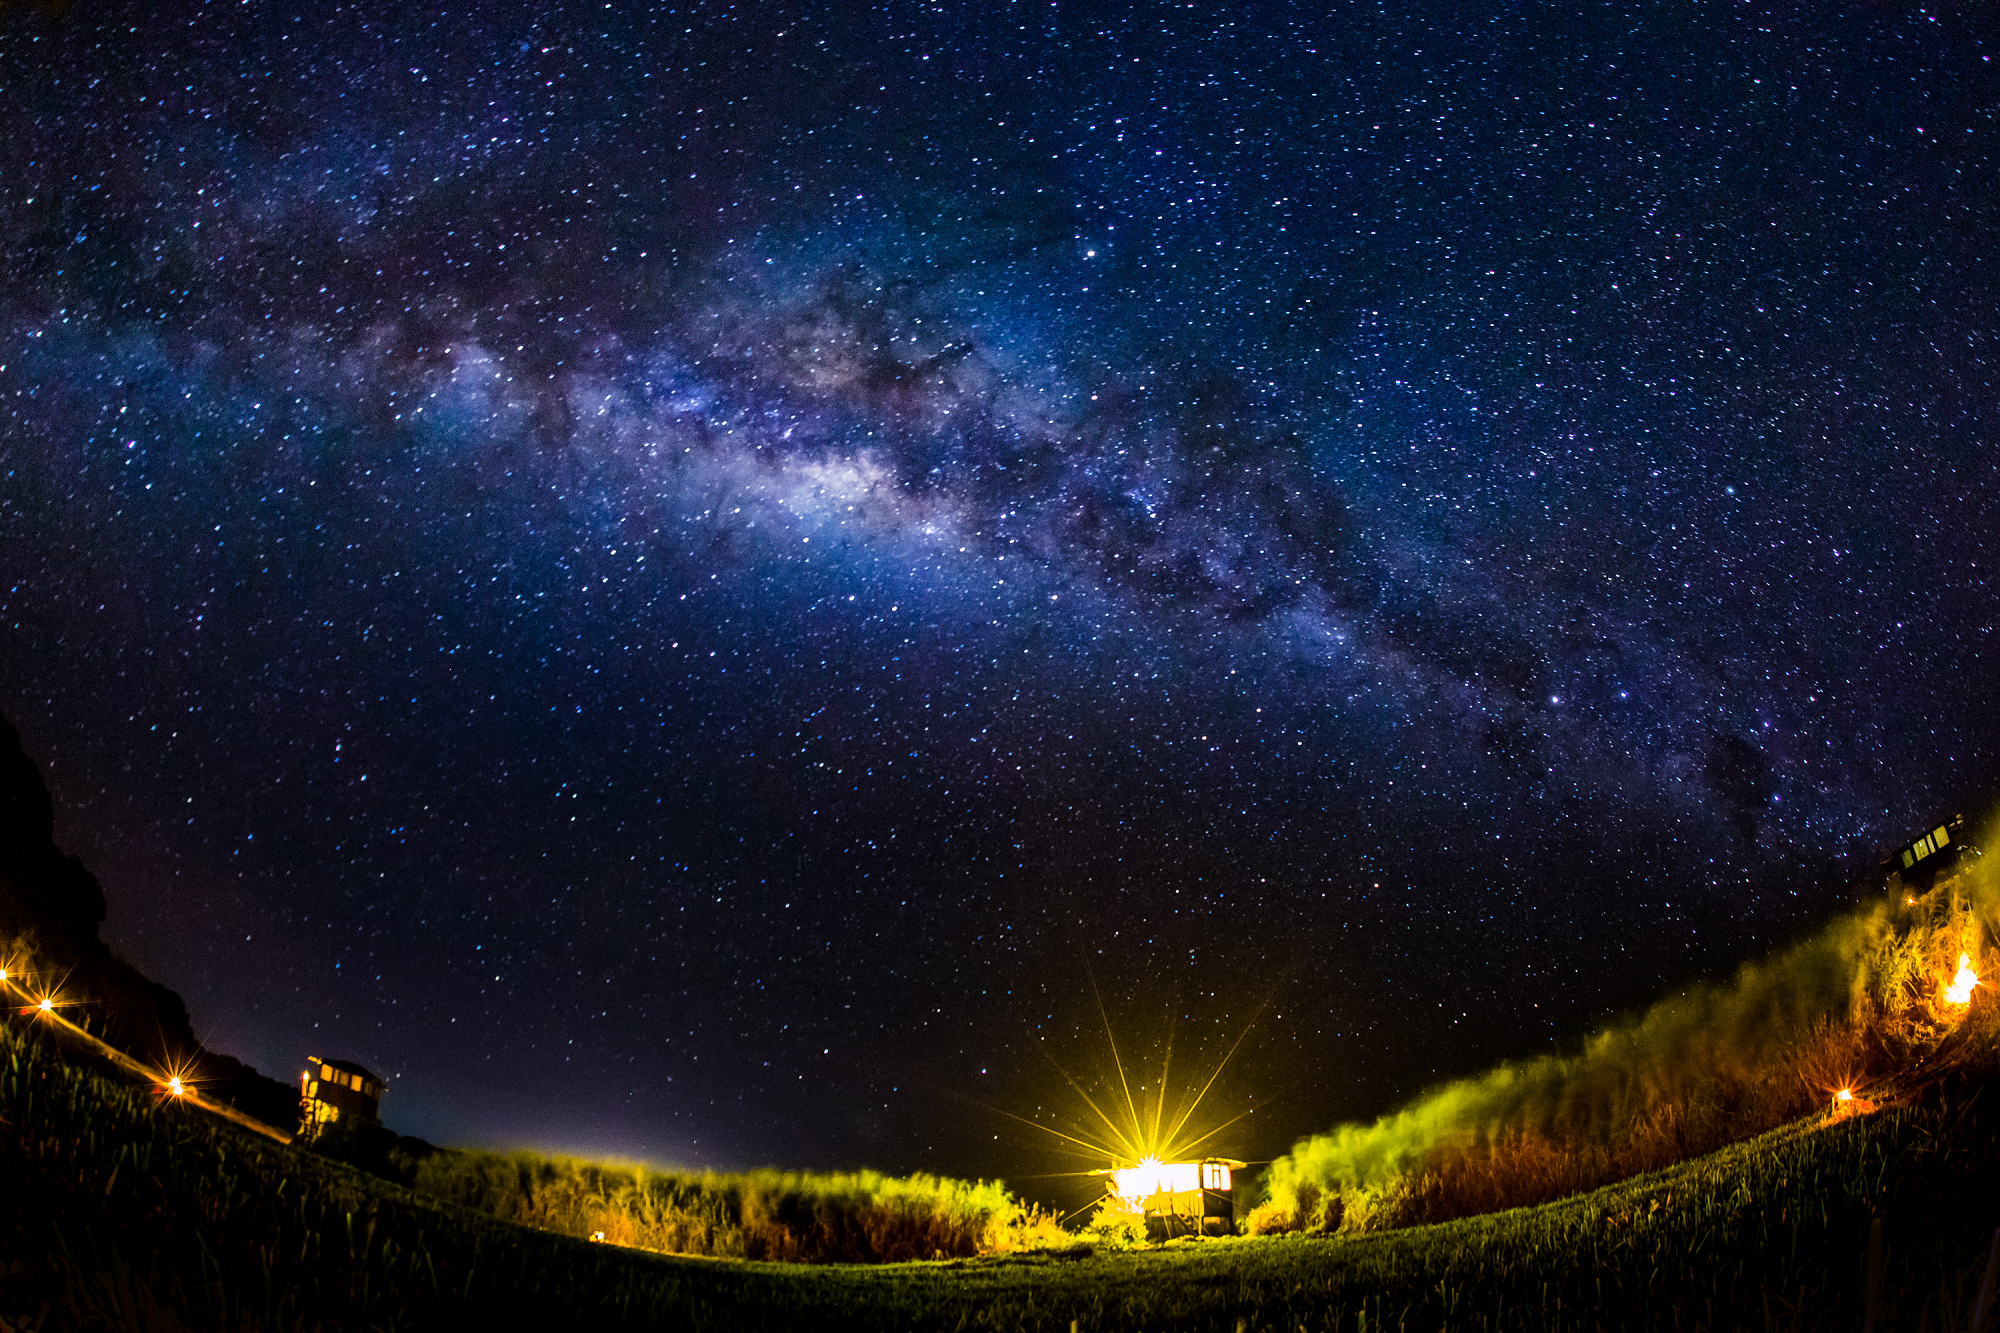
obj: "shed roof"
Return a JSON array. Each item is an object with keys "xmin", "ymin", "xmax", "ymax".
[{"xmin": 311, "ymin": 1056, "xmax": 384, "ymax": 1085}]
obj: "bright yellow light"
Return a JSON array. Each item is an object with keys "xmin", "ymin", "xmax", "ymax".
[
  {"xmin": 36, "ymin": 997, "xmax": 51, "ymax": 1013},
  {"xmin": 986, "ymin": 972, "xmax": 1271, "ymax": 1206},
  {"xmin": 1836, "ymin": 1088, "xmax": 1853, "ymax": 1102},
  {"xmin": 1945, "ymin": 953, "xmax": 1978, "ymax": 1006},
  {"xmin": 1107, "ymin": 1156, "xmax": 1221, "ymax": 1205},
  {"xmin": 153, "ymin": 1053, "xmax": 201, "ymax": 1101}
]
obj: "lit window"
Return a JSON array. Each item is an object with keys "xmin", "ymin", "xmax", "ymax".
[{"xmin": 1935, "ymin": 825, "xmax": 1950, "ymax": 848}]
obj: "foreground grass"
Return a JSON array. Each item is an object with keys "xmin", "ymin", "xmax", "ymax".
[{"xmin": 6, "ymin": 1012, "xmax": 2000, "ymax": 1330}]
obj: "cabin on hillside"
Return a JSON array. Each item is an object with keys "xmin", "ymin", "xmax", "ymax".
[
  {"xmin": 298, "ymin": 1056, "xmax": 384, "ymax": 1141},
  {"xmin": 1102, "ymin": 1157, "xmax": 1246, "ymax": 1239},
  {"xmin": 1881, "ymin": 814, "xmax": 1971, "ymax": 896}
]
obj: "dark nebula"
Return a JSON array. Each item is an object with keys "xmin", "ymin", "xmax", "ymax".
[{"xmin": 1, "ymin": 0, "xmax": 1995, "ymax": 1199}]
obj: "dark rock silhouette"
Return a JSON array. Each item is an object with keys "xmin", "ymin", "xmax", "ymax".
[
  {"xmin": 0, "ymin": 714, "xmax": 296, "ymax": 1130},
  {"xmin": 0, "ymin": 718, "xmax": 106, "ymax": 938}
]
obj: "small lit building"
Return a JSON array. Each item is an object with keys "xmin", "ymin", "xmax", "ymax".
[
  {"xmin": 1882, "ymin": 814, "xmax": 1968, "ymax": 894},
  {"xmin": 298, "ymin": 1056, "xmax": 384, "ymax": 1141},
  {"xmin": 1103, "ymin": 1157, "xmax": 1246, "ymax": 1239}
]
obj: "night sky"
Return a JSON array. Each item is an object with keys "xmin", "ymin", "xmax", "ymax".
[{"xmin": 2, "ymin": 0, "xmax": 1996, "ymax": 1207}]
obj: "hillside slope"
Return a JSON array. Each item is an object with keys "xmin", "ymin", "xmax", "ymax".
[
  {"xmin": 0, "ymin": 714, "xmax": 296, "ymax": 1130},
  {"xmin": 6, "ymin": 1002, "xmax": 2000, "ymax": 1332}
]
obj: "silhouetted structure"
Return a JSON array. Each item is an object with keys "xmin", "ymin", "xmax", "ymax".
[
  {"xmin": 299, "ymin": 1056, "xmax": 385, "ymax": 1140},
  {"xmin": 1882, "ymin": 814, "xmax": 1970, "ymax": 895}
]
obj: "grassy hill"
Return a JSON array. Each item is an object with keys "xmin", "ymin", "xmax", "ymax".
[
  {"xmin": 1254, "ymin": 853, "xmax": 2000, "ymax": 1244},
  {"xmin": 9, "ymin": 707, "xmax": 2000, "ymax": 1329},
  {"xmin": 7, "ymin": 1001, "xmax": 2000, "ymax": 1331}
]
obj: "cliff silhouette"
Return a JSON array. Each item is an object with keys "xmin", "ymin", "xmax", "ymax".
[{"xmin": 0, "ymin": 714, "xmax": 296, "ymax": 1131}]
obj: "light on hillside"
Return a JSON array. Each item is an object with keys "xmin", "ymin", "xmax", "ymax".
[
  {"xmin": 1945, "ymin": 952, "xmax": 1979, "ymax": 1007},
  {"xmin": 1109, "ymin": 1155, "xmax": 1186, "ymax": 1205},
  {"xmin": 155, "ymin": 1054, "xmax": 199, "ymax": 1102},
  {"xmin": 1107, "ymin": 1156, "xmax": 1235, "ymax": 1206},
  {"xmin": 1099, "ymin": 1155, "xmax": 1243, "ymax": 1236},
  {"xmin": 1836, "ymin": 1088, "xmax": 1853, "ymax": 1102},
  {"xmin": 999, "ymin": 976, "xmax": 1270, "ymax": 1237}
]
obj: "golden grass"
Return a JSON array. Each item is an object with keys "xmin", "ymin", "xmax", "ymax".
[
  {"xmin": 411, "ymin": 1148, "xmax": 1022, "ymax": 1262},
  {"xmin": 1260, "ymin": 858, "xmax": 2000, "ymax": 1234}
]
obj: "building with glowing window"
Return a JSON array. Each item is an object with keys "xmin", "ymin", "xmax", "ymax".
[
  {"xmin": 1882, "ymin": 814, "xmax": 1968, "ymax": 894},
  {"xmin": 298, "ymin": 1056, "xmax": 384, "ymax": 1141},
  {"xmin": 1103, "ymin": 1157, "xmax": 1246, "ymax": 1238}
]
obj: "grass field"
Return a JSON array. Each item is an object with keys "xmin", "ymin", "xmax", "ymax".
[
  {"xmin": 7, "ymin": 1003, "xmax": 2000, "ymax": 1331},
  {"xmin": 408, "ymin": 1146, "xmax": 1020, "ymax": 1262}
]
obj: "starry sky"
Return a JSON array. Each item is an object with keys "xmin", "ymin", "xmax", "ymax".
[{"xmin": 1, "ymin": 0, "xmax": 1995, "ymax": 1204}]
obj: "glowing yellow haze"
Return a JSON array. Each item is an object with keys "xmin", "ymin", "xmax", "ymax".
[
  {"xmin": 1108, "ymin": 1157, "xmax": 1230, "ymax": 1206},
  {"xmin": 1945, "ymin": 953, "xmax": 1979, "ymax": 1006}
]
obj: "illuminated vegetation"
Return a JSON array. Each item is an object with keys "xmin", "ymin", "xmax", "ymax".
[
  {"xmin": 1257, "ymin": 860, "xmax": 2000, "ymax": 1236},
  {"xmin": 10, "ymin": 857, "xmax": 2000, "ymax": 1325},
  {"xmin": 412, "ymin": 1149, "xmax": 1018, "ymax": 1262},
  {"xmin": 8, "ymin": 1003, "xmax": 2000, "ymax": 1328}
]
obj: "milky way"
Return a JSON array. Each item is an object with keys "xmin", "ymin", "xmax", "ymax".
[{"xmin": 1, "ymin": 1, "xmax": 1995, "ymax": 1193}]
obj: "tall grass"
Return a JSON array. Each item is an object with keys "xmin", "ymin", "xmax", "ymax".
[
  {"xmin": 1257, "ymin": 852, "xmax": 2000, "ymax": 1235},
  {"xmin": 410, "ymin": 1149, "xmax": 1017, "ymax": 1262},
  {"xmin": 13, "ymin": 997, "xmax": 2000, "ymax": 1329},
  {"xmin": 13, "ymin": 932, "xmax": 2000, "ymax": 1327}
]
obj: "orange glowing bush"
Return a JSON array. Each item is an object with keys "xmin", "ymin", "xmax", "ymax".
[{"xmin": 1260, "ymin": 840, "xmax": 2000, "ymax": 1234}]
